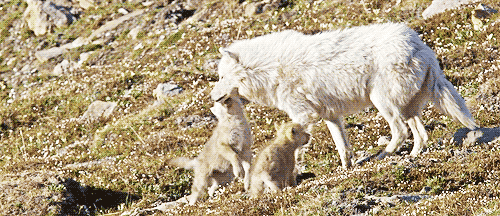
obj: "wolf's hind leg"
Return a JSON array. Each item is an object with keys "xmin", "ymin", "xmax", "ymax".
[
  {"xmin": 371, "ymin": 97, "xmax": 409, "ymax": 159},
  {"xmin": 407, "ymin": 115, "xmax": 428, "ymax": 156}
]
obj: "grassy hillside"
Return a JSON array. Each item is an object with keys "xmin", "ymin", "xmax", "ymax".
[{"xmin": 1, "ymin": 0, "xmax": 500, "ymax": 215}]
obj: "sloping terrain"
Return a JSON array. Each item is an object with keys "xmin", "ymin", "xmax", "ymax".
[{"xmin": 1, "ymin": 0, "xmax": 500, "ymax": 215}]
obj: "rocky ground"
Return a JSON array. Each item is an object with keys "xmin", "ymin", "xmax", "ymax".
[{"xmin": 1, "ymin": 0, "xmax": 500, "ymax": 215}]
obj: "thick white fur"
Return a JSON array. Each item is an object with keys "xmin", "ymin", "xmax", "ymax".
[
  {"xmin": 210, "ymin": 23, "xmax": 478, "ymax": 168},
  {"xmin": 169, "ymin": 88, "xmax": 252, "ymax": 204}
]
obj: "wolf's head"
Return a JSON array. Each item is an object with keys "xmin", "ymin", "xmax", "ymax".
[{"xmin": 210, "ymin": 48, "xmax": 250, "ymax": 103}]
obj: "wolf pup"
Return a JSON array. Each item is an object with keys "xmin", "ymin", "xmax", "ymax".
[
  {"xmin": 249, "ymin": 122, "xmax": 310, "ymax": 198},
  {"xmin": 168, "ymin": 88, "xmax": 252, "ymax": 204},
  {"xmin": 210, "ymin": 23, "xmax": 478, "ymax": 168}
]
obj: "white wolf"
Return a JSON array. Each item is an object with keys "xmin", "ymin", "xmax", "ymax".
[
  {"xmin": 210, "ymin": 23, "xmax": 478, "ymax": 168},
  {"xmin": 168, "ymin": 88, "xmax": 252, "ymax": 204}
]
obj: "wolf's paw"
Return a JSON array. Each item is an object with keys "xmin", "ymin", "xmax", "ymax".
[{"xmin": 232, "ymin": 165, "xmax": 244, "ymax": 180}]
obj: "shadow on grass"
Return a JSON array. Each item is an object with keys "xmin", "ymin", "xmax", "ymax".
[
  {"xmin": 55, "ymin": 178, "xmax": 141, "ymax": 215},
  {"xmin": 453, "ymin": 127, "xmax": 500, "ymax": 146},
  {"xmin": 297, "ymin": 172, "xmax": 316, "ymax": 184}
]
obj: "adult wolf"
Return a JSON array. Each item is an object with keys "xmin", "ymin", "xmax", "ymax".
[{"xmin": 210, "ymin": 23, "xmax": 478, "ymax": 168}]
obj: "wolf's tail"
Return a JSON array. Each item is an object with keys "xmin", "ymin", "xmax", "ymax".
[
  {"xmin": 429, "ymin": 64, "xmax": 478, "ymax": 130},
  {"xmin": 168, "ymin": 157, "xmax": 199, "ymax": 170}
]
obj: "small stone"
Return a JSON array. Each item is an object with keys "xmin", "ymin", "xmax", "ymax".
[
  {"xmin": 463, "ymin": 129, "xmax": 484, "ymax": 146},
  {"xmin": 244, "ymin": 2, "xmax": 261, "ymax": 17},
  {"xmin": 153, "ymin": 83, "xmax": 183, "ymax": 101},
  {"xmin": 52, "ymin": 59, "xmax": 72, "ymax": 76},
  {"xmin": 472, "ymin": 4, "xmax": 498, "ymax": 30},
  {"xmin": 35, "ymin": 47, "xmax": 65, "ymax": 62},
  {"xmin": 133, "ymin": 43, "xmax": 144, "ymax": 50},
  {"xmin": 77, "ymin": 0, "xmax": 95, "ymax": 9},
  {"xmin": 420, "ymin": 186, "xmax": 432, "ymax": 194},
  {"xmin": 377, "ymin": 136, "xmax": 390, "ymax": 146},
  {"xmin": 78, "ymin": 51, "xmax": 95, "ymax": 65},
  {"xmin": 128, "ymin": 26, "xmax": 142, "ymax": 39},
  {"xmin": 23, "ymin": 0, "xmax": 50, "ymax": 36},
  {"xmin": 142, "ymin": 1, "xmax": 154, "ymax": 7},
  {"xmin": 118, "ymin": 8, "xmax": 129, "ymax": 15}
]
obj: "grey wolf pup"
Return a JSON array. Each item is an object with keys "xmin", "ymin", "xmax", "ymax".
[
  {"xmin": 168, "ymin": 88, "xmax": 252, "ymax": 204},
  {"xmin": 249, "ymin": 122, "xmax": 310, "ymax": 198}
]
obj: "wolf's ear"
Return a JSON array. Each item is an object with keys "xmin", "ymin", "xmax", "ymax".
[{"xmin": 219, "ymin": 47, "xmax": 239, "ymax": 63}]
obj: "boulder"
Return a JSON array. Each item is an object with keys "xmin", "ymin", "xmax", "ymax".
[
  {"xmin": 422, "ymin": 0, "xmax": 475, "ymax": 19},
  {"xmin": 35, "ymin": 46, "xmax": 66, "ymax": 62},
  {"xmin": 42, "ymin": 1, "xmax": 74, "ymax": 28},
  {"xmin": 80, "ymin": 100, "xmax": 117, "ymax": 122},
  {"xmin": 153, "ymin": 83, "xmax": 183, "ymax": 101},
  {"xmin": 23, "ymin": 0, "xmax": 50, "ymax": 36},
  {"xmin": 23, "ymin": 0, "xmax": 75, "ymax": 36}
]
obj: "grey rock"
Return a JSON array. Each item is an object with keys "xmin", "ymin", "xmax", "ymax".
[
  {"xmin": 42, "ymin": 1, "xmax": 74, "ymax": 27},
  {"xmin": 78, "ymin": 51, "xmax": 95, "ymax": 65},
  {"xmin": 23, "ymin": 0, "xmax": 50, "ymax": 36},
  {"xmin": 23, "ymin": 0, "xmax": 76, "ymax": 36},
  {"xmin": 422, "ymin": 0, "xmax": 475, "ymax": 19},
  {"xmin": 35, "ymin": 46, "xmax": 65, "ymax": 62},
  {"xmin": 377, "ymin": 136, "xmax": 390, "ymax": 146},
  {"xmin": 34, "ymin": 9, "xmax": 144, "ymax": 62},
  {"xmin": 128, "ymin": 26, "xmax": 143, "ymax": 39},
  {"xmin": 80, "ymin": 100, "xmax": 118, "ymax": 122},
  {"xmin": 420, "ymin": 186, "xmax": 432, "ymax": 194},
  {"xmin": 453, "ymin": 127, "xmax": 500, "ymax": 146},
  {"xmin": 118, "ymin": 8, "xmax": 129, "ymax": 15},
  {"xmin": 52, "ymin": 59, "xmax": 72, "ymax": 76},
  {"xmin": 472, "ymin": 4, "xmax": 498, "ymax": 30},
  {"xmin": 153, "ymin": 83, "xmax": 183, "ymax": 101},
  {"xmin": 77, "ymin": 0, "xmax": 95, "ymax": 9}
]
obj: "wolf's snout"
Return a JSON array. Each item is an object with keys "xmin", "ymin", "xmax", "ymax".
[{"xmin": 214, "ymin": 94, "xmax": 227, "ymax": 103}]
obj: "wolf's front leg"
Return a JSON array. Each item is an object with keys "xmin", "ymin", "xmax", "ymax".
[
  {"xmin": 242, "ymin": 160, "xmax": 251, "ymax": 191},
  {"xmin": 325, "ymin": 117, "xmax": 353, "ymax": 169},
  {"xmin": 219, "ymin": 145, "xmax": 244, "ymax": 179}
]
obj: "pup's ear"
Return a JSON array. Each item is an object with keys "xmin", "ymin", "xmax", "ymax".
[
  {"xmin": 219, "ymin": 47, "xmax": 239, "ymax": 63},
  {"xmin": 240, "ymin": 97, "xmax": 250, "ymax": 105},
  {"xmin": 229, "ymin": 87, "xmax": 239, "ymax": 97}
]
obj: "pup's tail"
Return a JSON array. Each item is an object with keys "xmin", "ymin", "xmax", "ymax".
[
  {"xmin": 430, "ymin": 65, "xmax": 478, "ymax": 130},
  {"xmin": 168, "ymin": 157, "xmax": 199, "ymax": 170}
]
